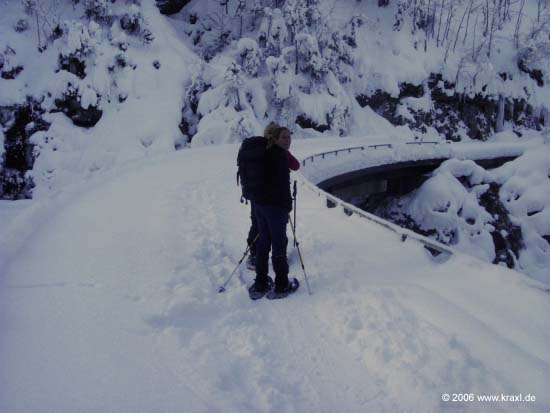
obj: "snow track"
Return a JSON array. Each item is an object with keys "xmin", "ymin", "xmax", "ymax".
[{"xmin": 1, "ymin": 142, "xmax": 549, "ymax": 413}]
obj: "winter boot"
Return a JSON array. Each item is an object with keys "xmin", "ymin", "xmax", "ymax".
[
  {"xmin": 248, "ymin": 275, "xmax": 273, "ymax": 300},
  {"xmin": 266, "ymin": 278, "xmax": 300, "ymax": 300},
  {"xmin": 267, "ymin": 256, "xmax": 298, "ymax": 299}
]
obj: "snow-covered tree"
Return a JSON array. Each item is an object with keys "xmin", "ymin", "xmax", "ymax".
[
  {"xmin": 79, "ymin": 84, "xmax": 100, "ymax": 110},
  {"xmin": 120, "ymin": 4, "xmax": 144, "ymax": 35},
  {"xmin": 200, "ymin": 13, "xmax": 232, "ymax": 61},
  {"xmin": 63, "ymin": 20, "xmax": 101, "ymax": 57},
  {"xmin": 185, "ymin": 65, "xmax": 209, "ymax": 115},
  {"xmin": 257, "ymin": 7, "xmax": 271, "ymax": 49},
  {"xmin": 324, "ymin": 32, "xmax": 354, "ymax": 84},
  {"xmin": 238, "ymin": 38, "xmax": 262, "ymax": 77},
  {"xmin": 118, "ymin": 3, "xmax": 154, "ymax": 44},
  {"xmin": 55, "ymin": 82, "xmax": 103, "ymax": 127},
  {"xmin": 305, "ymin": 0, "xmax": 322, "ymax": 29},
  {"xmin": 328, "ymin": 101, "xmax": 351, "ymax": 136},
  {"xmin": 235, "ymin": 0, "xmax": 247, "ymax": 36},
  {"xmin": 296, "ymin": 33, "xmax": 327, "ymax": 81},
  {"xmin": 517, "ymin": 40, "xmax": 550, "ymax": 87},
  {"xmin": 249, "ymin": 1, "xmax": 265, "ymax": 32},
  {"xmin": 258, "ymin": 7, "xmax": 288, "ymax": 56},
  {"xmin": 230, "ymin": 111, "xmax": 259, "ymax": 141},
  {"xmin": 83, "ymin": 0, "xmax": 114, "ymax": 25},
  {"xmin": 283, "ymin": 0, "xmax": 308, "ymax": 42},
  {"xmin": 0, "ymin": 46, "xmax": 23, "ymax": 80},
  {"xmin": 266, "ymin": 55, "xmax": 293, "ymax": 106},
  {"xmin": 223, "ymin": 61, "xmax": 245, "ymax": 110}
]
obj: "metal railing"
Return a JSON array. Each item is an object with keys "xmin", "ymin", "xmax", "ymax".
[
  {"xmin": 302, "ymin": 143, "xmax": 392, "ymax": 166},
  {"xmin": 301, "ymin": 141, "xmax": 456, "ymax": 166}
]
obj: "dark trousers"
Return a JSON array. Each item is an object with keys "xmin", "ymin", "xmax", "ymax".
[
  {"xmin": 254, "ymin": 203, "xmax": 289, "ymax": 288},
  {"xmin": 246, "ymin": 202, "xmax": 259, "ymax": 256}
]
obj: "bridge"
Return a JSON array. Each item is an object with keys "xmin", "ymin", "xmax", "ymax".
[{"xmin": 297, "ymin": 140, "xmax": 531, "ymax": 258}]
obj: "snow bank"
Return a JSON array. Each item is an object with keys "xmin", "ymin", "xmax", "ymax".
[
  {"xmin": 191, "ymin": 106, "xmax": 261, "ymax": 147},
  {"xmin": 404, "ymin": 165, "xmax": 496, "ymax": 263},
  {"xmin": 489, "ymin": 146, "xmax": 550, "ymax": 283}
]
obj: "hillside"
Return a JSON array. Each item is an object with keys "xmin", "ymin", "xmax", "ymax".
[{"xmin": 1, "ymin": 0, "xmax": 549, "ymax": 199}]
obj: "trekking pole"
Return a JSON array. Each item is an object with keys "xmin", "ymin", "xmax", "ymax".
[
  {"xmin": 218, "ymin": 234, "xmax": 259, "ymax": 293},
  {"xmin": 288, "ymin": 215, "xmax": 312, "ymax": 295},
  {"xmin": 293, "ymin": 180, "xmax": 297, "ymax": 247}
]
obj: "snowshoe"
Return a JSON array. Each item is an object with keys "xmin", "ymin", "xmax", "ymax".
[
  {"xmin": 248, "ymin": 276, "xmax": 273, "ymax": 300},
  {"xmin": 266, "ymin": 278, "xmax": 300, "ymax": 300}
]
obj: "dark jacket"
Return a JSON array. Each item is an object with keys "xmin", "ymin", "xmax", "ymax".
[{"xmin": 261, "ymin": 145, "xmax": 292, "ymax": 211}]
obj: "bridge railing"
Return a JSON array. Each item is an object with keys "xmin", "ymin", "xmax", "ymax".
[
  {"xmin": 301, "ymin": 141, "xmax": 451, "ymax": 166},
  {"xmin": 298, "ymin": 142, "xmax": 456, "ymax": 258}
]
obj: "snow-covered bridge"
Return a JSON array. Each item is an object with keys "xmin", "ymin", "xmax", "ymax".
[{"xmin": 294, "ymin": 139, "xmax": 532, "ymax": 258}]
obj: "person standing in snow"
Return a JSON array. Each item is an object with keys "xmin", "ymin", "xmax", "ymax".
[
  {"xmin": 249, "ymin": 126, "xmax": 300, "ymax": 300},
  {"xmin": 245, "ymin": 122, "xmax": 276, "ymax": 271},
  {"xmin": 246, "ymin": 123, "xmax": 300, "ymax": 271}
]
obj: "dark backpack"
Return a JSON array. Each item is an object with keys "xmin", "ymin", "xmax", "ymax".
[{"xmin": 237, "ymin": 136, "xmax": 267, "ymax": 203}]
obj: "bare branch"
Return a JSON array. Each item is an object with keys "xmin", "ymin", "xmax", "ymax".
[
  {"xmin": 437, "ymin": 0, "xmax": 446, "ymax": 47},
  {"xmin": 514, "ymin": 0, "xmax": 526, "ymax": 48},
  {"xmin": 455, "ymin": 0, "xmax": 474, "ymax": 52}
]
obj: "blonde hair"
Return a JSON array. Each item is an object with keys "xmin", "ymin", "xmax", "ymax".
[
  {"xmin": 264, "ymin": 121, "xmax": 278, "ymax": 139},
  {"xmin": 264, "ymin": 121, "xmax": 279, "ymax": 148}
]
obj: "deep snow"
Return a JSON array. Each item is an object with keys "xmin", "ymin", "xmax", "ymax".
[
  {"xmin": 1, "ymin": 1, "xmax": 549, "ymax": 411},
  {"xmin": 1, "ymin": 139, "xmax": 549, "ymax": 413}
]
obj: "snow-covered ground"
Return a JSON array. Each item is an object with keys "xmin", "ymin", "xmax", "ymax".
[
  {"xmin": 1, "ymin": 0, "xmax": 549, "ymax": 410},
  {"xmin": 1, "ymin": 139, "xmax": 549, "ymax": 413}
]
